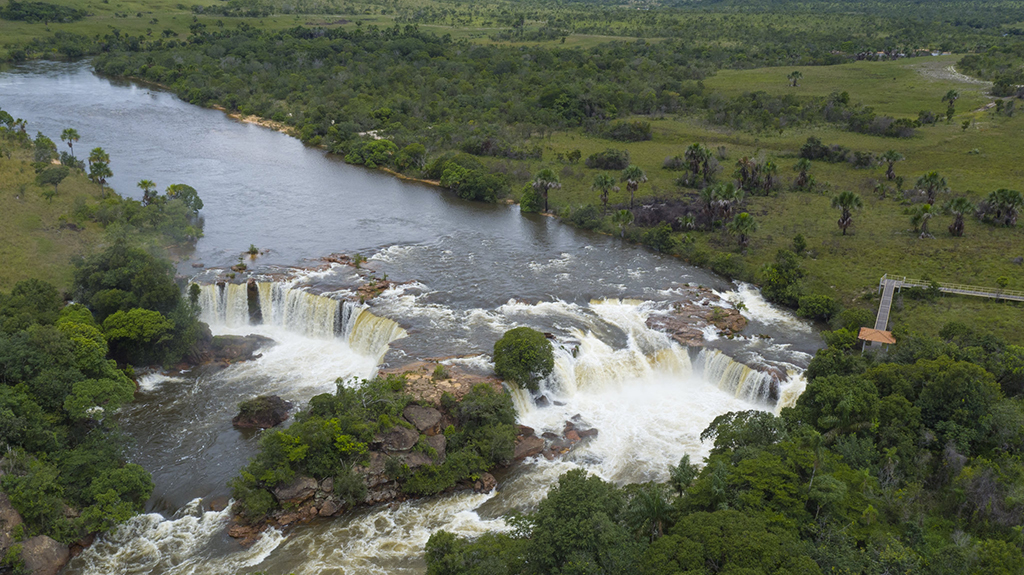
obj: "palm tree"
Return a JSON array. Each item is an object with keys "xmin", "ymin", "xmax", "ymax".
[
  {"xmin": 760, "ymin": 160, "xmax": 778, "ymax": 195},
  {"xmin": 880, "ymin": 150, "xmax": 904, "ymax": 181},
  {"xmin": 715, "ymin": 182, "xmax": 744, "ymax": 221},
  {"xmin": 591, "ymin": 173, "xmax": 618, "ymax": 211},
  {"xmin": 942, "ymin": 89, "xmax": 960, "ymax": 121},
  {"xmin": 729, "ymin": 212, "xmax": 758, "ymax": 247},
  {"xmin": 699, "ymin": 185, "xmax": 719, "ymax": 229},
  {"xmin": 831, "ymin": 191, "xmax": 863, "ymax": 235},
  {"xmin": 88, "ymin": 147, "xmax": 109, "ymax": 167},
  {"xmin": 612, "ymin": 209, "xmax": 633, "ymax": 238},
  {"xmin": 987, "ymin": 188, "xmax": 1024, "ymax": 227},
  {"xmin": 793, "ymin": 158, "xmax": 812, "ymax": 189},
  {"xmin": 138, "ymin": 179, "xmax": 158, "ymax": 206},
  {"xmin": 944, "ymin": 196, "xmax": 974, "ymax": 237},
  {"xmin": 89, "ymin": 161, "xmax": 112, "ymax": 195},
  {"xmin": 910, "ymin": 203, "xmax": 935, "ymax": 236},
  {"xmin": 61, "ymin": 128, "xmax": 80, "ymax": 158},
  {"xmin": 788, "ymin": 70, "xmax": 803, "ymax": 87},
  {"xmin": 684, "ymin": 143, "xmax": 710, "ymax": 183},
  {"xmin": 734, "ymin": 156, "xmax": 756, "ymax": 190},
  {"xmin": 620, "ymin": 164, "xmax": 647, "ymax": 209},
  {"xmin": 915, "ymin": 171, "xmax": 948, "ymax": 205},
  {"xmin": 531, "ymin": 168, "xmax": 561, "ymax": 213},
  {"xmin": 625, "ymin": 484, "xmax": 673, "ymax": 542}
]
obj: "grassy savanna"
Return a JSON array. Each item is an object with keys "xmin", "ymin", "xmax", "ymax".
[
  {"xmin": 0, "ymin": 143, "xmax": 106, "ymax": 291},
  {"xmin": 522, "ymin": 57, "xmax": 1024, "ymax": 340}
]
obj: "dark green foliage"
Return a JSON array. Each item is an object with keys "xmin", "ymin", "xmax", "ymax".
[
  {"xmin": 0, "ymin": 1, "xmax": 86, "ymax": 23},
  {"xmin": 519, "ymin": 187, "xmax": 542, "ymax": 213},
  {"xmin": 585, "ymin": 148, "xmax": 630, "ymax": 170},
  {"xmin": 0, "ymin": 279, "xmax": 155, "ymax": 543},
  {"xmin": 604, "ymin": 121, "xmax": 652, "ymax": 142},
  {"xmin": 493, "ymin": 327, "xmax": 555, "ymax": 391},
  {"xmin": 797, "ymin": 294, "xmax": 841, "ymax": 321},
  {"xmin": 758, "ymin": 249, "xmax": 803, "ymax": 307}
]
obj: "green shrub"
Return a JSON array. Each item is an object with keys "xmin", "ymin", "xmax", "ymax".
[
  {"xmin": 585, "ymin": 148, "xmax": 630, "ymax": 170},
  {"xmin": 519, "ymin": 187, "xmax": 542, "ymax": 214},
  {"xmin": 797, "ymin": 294, "xmax": 841, "ymax": 321},
  {"xmin": 493, "ymin": 327, "xmax": 554, "ymax": 391}
]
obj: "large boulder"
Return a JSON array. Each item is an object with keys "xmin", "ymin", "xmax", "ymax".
[
  {"xmin": 232, "ymin": 395, "xmax": 292, "ymax": 429},
  {"xmin": 272, "ymin": 476, "xmax": 318, "ymax": 504},
  {"xmin": 426, "ymin": 434, "xmax": 447, "ymax": 464},
  {"xmin": 208, "ymin": 334, "xmax": 276, "ymax": 363},
  {"xmin": 514, "ymin": 436, "xmax": 545, "ymax": 460},
  {"xmin": 20, "ymin": 536, "xmax": 69, "ymax": 575},
  {"xmin": 402, "ymin": 452, "xmax": 434, "ymax": 469},
  {"xmin": 375, "ymin": 427, "xmax": 419, "ymax": 452},
  {"xmin": 403, "ymin": 405, "xmax": 442, "ymax": 434},
  {"xmin": 0, "ymin": 492, "xmax": 23, "ymax": 556}
]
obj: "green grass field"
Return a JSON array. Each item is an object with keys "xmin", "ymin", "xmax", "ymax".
[
  {"xmin": 523, "ymin": 56, "xmax": 1024, "ymax": 341},
  {"xmin": 0, "ymin": 146, "xmax": 107, "ymax": 291}
]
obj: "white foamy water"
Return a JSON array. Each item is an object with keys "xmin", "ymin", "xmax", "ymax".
[{"xmin": 66, "ymin": 500, "xmax": 286, "ymax": 575}]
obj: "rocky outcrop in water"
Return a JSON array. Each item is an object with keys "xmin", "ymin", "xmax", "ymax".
[
  {"xmin": 233, "ymin": 395, "xmax": 293, "ymax": 429},
  {"xmin": 646, "ymin": 286, "xmax": 748, "ymax": 346}
]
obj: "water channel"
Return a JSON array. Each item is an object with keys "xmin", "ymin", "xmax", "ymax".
[{"xmin": 0, "ymin": 60, "xmax": 821, "ymax": 575}]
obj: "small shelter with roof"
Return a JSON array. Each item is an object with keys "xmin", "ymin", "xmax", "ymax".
[{"xmin": 858, "ymin": 327, "xmax": 895, "ymax": 351}]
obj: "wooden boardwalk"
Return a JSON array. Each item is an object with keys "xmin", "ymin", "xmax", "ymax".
[{"xmin": 874, "ymin": 274, "xmax": 1024, "ymax": 332}]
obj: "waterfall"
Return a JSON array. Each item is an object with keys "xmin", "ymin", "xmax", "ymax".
[
  {"xmin": 198, "ymin": 282, "xmax": 250, "ymax": 327},
  {"xmin": 197, "ymin": 282, "xmax": 406, "ymax": 361},
  {"xmin": 695, "ymin": 348, "xmax": 777, "ymax": 403}
]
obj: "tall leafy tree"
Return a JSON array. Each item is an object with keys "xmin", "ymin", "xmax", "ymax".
[
  {"xmin": 620, "ymin": 165, "xmax": 647, "ymax": 209},
  {"xmin": 788, "ymin": 70, "xmax": 803, "ymax": 86},
  {"xmin": 986, "ymin": 188, "xmax": 1023, "ymax": 226},
  {"xmin": 728, "ymin": 212, "xmax": 757, "ymax": 247},
  {"xmin": 942, "ymin": 89, "xmax": 960, "ymax": 121},
  {"xmin": 612, "ymin": 209, "xmax": 633, "ymax": 238},
  {"xmin": 137, "ymin": 179, "xmax": 157, "ymax": 206},
  {"xmin": 944, "ymin": 196, "xmax": 974, "ymax": 236},
  {"xmin": 793, "ymin": 158, "xmax": 812, "ymax": 189},
  {"xmin": 880, "ymin": 150, "xmax": 904, "ymax": 181},
  {"xmin": 60, "ymin": 127, "xmax": 80, "ymax": 158},
  {"xmin": 591, "ymin": 173, "xmax": 618, "ymax": 211},
  {"xmin": 531, "ymin": 168, "xmax": 561, "ymax": 213},
  {"xmin": 916, "ymin": 171, "xmax": 948, "ymax": 205},
  {"xmin": 911, "ymin": 203, "xmax": 935, "ymax": 236},
  {"xmin": 831, "ymin": 191, "xmax": 863, "ymax": 235}
]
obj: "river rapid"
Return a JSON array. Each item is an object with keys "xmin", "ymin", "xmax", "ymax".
[{"xmin": 0, "ymin": 60, "xmax": 821, "ymax": 575}]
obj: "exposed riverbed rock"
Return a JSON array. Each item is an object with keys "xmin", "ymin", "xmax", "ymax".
[
  {"xmin": 232, "ymin": 395, "xmax": 292, "ymax": 429},
  {"xmin": 200, "ymin": 334, "xmax": 277, "ymax": 366},
  {"xmin": 375, "ymin": 427, "xmax": 420, "ymax": 452},
  {"xmin": 646, "ymin": 286, "xmax": 748, "ymax": 346},
  {"xmin": 514, "ymin": 418, "xmax": 599, "ymax": 461},
  {"xmin": 380, "ymin": 361, "xmax": 504, "ymax": 406},
  {"xmin": 403, "ymin": 405, "xmax": 442, "ymax": 434},
  {"xmin": 273, "ymin": 476, "xmax": 319, "ymax": 505},
  {"xmin": 20, "ymin": 535, "xmax": 70, "ymax": 575}
]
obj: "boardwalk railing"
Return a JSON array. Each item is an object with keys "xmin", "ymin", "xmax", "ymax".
[{"xmin": 879, "ymin": 274, "xmax": 1024, "ymax": 302}]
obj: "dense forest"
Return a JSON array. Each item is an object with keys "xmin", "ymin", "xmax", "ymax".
[
  {"xmin": 0, "ymin": 116, "xmax": 209, "ymax": 571},
  {"xmin": 426, "ymin": 323, "xmax": 1024, "ymax": 574}
]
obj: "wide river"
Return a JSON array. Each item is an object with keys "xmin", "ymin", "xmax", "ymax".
[{"xmin": 1, "ymin": 60, "xmax": 820, "ymax": 575}]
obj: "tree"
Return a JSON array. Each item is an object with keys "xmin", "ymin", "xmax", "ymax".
[
  {"xmin": 793, "ymin": 158, "xmax": 812, "ymax": 189},
  {"xmin": 137, "ymin": 179, "xmax": 157, "ymax": 206},
  {"xmin": 531, "ymin": 168, "xmax": 561, "ymax": 213},
  {"xmin": 684, "ymin": 143, "xmax": 711, "ymax": 183},
  {"xmin": 910, "ymin": 203, "xmax": 935, "ymax": 237},
  {"xmin": 87, "ymin": 147, "xmax": 109, "ymax": 167},
  {"xmin": 942, "ymin": 89, "xmax": 960, "ymax": 121},
  {"xmin": 915, "ymin": 171, "xmax": 948, "ymax": 205},
  {"xmin": 714, "ymin": 182, "xmax": 743, "ymax": 223},
  {"xmin": 788, "ymin": 70, "xmax": 803, "ymax": 87},
  {"xmin": 985, "ymin": 188, "xmax": 1023, "ymax": 226},
  {"xmin": 668, "ymin": 454, "xmax": 698, "ymax": 496},
  {"xmin": 591, "ymin": 173, "xmax": 618, "ymax": 211},
  {"xmin": 831, "ymin": 191, "xmax": 862, "ymax": 235},
  {"xmin": 612, "ymin": 209, "xmax": 633, "ymax": 238},
  {"xmin": 493, "ymin": 327, "xmax": 554, "ymax": 392},
  {"xmin": 880, "ymin": 150, "xmax": 904, "ymax": 181},
  {"xmin": 36, "ymin": 166, "xmax": 70, "ymax": 198},
  {"xmin": 621, "ymin": 164, "xmax": 647, "ymax": 209},
  {"xmin": 728, "ymin": 212, "xmax": 757, "ymax": 247},
  {"xmin": 625, "ymin": 484, "xmax": 673, "ymax": 542},
  {"xmin": 60, "ymin": 128, "xmax": 80, "ymax": 158},
  {"xmin": 944, "ymin": 197, "xmax": 974, "ymax": 237},
  {"xmin": 165, "ymin": 184, "xmax": 203, "ymax": 216},
  {"xmin": 88, "ymin": 161, "xmax": 112, "ymax": 195}
]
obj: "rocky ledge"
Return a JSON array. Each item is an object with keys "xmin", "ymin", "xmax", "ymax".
[
  {"xmin": 232, "ymin": 395, "xmax": 293, "ymax": 429},
  {"xmin": 646, "ymin": 286, "xmax": 748, "ymax": 346},
  {"xmin": 228, "ymin": 362, "xmax": 597, "ymax": 545}
]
